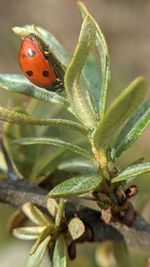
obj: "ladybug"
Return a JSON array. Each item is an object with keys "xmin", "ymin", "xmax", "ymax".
[{"xmin": 19, "ymin": 33, "xmax": 60, "ymax": 89}]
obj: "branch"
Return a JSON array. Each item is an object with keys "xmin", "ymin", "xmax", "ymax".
[{"xmin": 0, "ymin": 179, "xmax": 150, "ymax": 249}]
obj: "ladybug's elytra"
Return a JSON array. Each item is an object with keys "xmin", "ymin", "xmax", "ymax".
[{"xmin": 19, "ymin": 34, "xmax": 59, "ymax": 89}]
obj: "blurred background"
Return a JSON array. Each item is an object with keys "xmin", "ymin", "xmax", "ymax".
[{"xmin": 0, "ymin": 0, "xmax": 149, "ymax": 266}]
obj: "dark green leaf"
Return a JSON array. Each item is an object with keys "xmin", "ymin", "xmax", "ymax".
[
  {"xmin": 112, "ymin": 162, "xmax": 150, "ymax": 183},
  {"xmin": 52, "ymin": 236, "xmax": 67, "ymax": 267},
  {"xmin": 94, "ymin": 77, "xmax": 147, "ymax": 151},
  {"xmin": 14, "ymin": 137, "xmax": 91, "ymax": 159},
  {"xmin": 49, "ymin": 174, "xmax": 102, "ymax": 197},
  {"xmin": 115, "ymin": 101, "xmax": 150, "ymax": 158}
]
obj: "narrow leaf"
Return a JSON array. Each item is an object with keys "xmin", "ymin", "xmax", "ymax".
[
  {"xmin": 0, "ymin": 105, "xmax": 88, "ymax": 135},
  {"xmin": 52, "ymin": 236, "xmax": 67, "ymax": 267},
  {"xmin": 22, "ymin": 202, "xmax": 50, "ymax": 226},
  {"xmin": 47, "ymin": 198, "xmax": 58, "ymax": 218},
  {"xmin": 78, "ymin": 1, "xmax": 110, "ymax": 119},
  {"xmin": 30, "ymin": 227, "xmax": 51, "ymax": 255},
  {"xmin": 64, "ymin": 15, "xmax": 97, "ymax": 130},
  {"xmin": 55, "ymin": 199, "xmax": 65, "ymax": 227},
  {"xmin": 49, "ymin": 175, "xmax": 102, "ymax": 198},
  {"xmin": 58, "ymin": 158, "xmax": 97, "ymax": 174},
  {"xmin": 13, "ymin": 226, "xmax": 45, "ymax": 240},
  {"xmin": 14, "ymin": 137, "xmax": 91, "ymax": 159},
  {"xmin": 94, "ymin": 77, "xmax": 147, "ymax": 151},
  {"xmin": 112, "ymin": 162, "xmax": 150, "ymax": 183},
  {"xmin": 25, "ymin": 236, "xmax": 50, "ymax": 267},
  {"xmin": 115, "ymin": 100, "xmax": 150, "ymax": 158},
  {"xmin": 0, "ymin": 74, "xmax": 67, "ymax": 106},
  {"xmin": 68, "ymin": 217, "xmax": 85, "ymax": 240}
]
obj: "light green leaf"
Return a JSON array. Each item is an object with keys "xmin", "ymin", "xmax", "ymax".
[
  {"xmin": 13, "ymin": 226, "xmax": 45, "ymax": 240},
  {"xmin": 14, "ymin": 137, "xmax": 91, "ymax": 159},
  {"xmin": 49, "ymin": 175, "xmax": 102, "ymax": 198},
  {"xmin": 64, "ymin": 15, "xmax": 97, "ymax": 130},
  {"xmin": 78, "ymin": 1, "xmax": 110, "ymax": 119},
  {"xmin": 0, "ymin": 74, "xmax": 67, "ymax": 106},
  {"xmin": 83, "ymin": 56, "xmax": 102, "ymax": 111},
  {"xmin": 52, "ymin": 236, "xmax": 67, "ymax": 267},
  {"xmin": 30, "ymin": 227, "xmax": 52, "ymax": 255},
  {"xmin": 0, "ymin": 105, "xmax": 89, "ymax": 135},
  {"xmin": 115, "ymin": 100, "xmax": 150, "ymax": 158},
  {"xmin": 94, "ymin": 77, "xmax": 147, "ymax": 151},
  {"xmin": 22, "ymin": 202, "xmax": 50, "ymax": 226},
  {"xmin": 47, "ymin": 198, "xmax": 58, "ymax": 218},
  {"xmin": 68, "ymin": 217, "xmax": 85, "ymax": 240},
  {"xmin": 25, "ymin": 236, "xmax": 50, "ymax": 267},
  {"xmin": 112, "ymin": 162, "xmax": 150, "ymax": 183},
  {"xmin": 55, "ymin": 199, "xmax": 65, "ymax": 227},
  {"xmin": 58, "ymin": 158, "xmax": 97, "ymax": 174}
]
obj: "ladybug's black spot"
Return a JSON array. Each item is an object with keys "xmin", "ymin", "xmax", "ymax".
[
  {"xmin": 27, "ymin": 48, "xmax": 36, "ymax": 57},
  {"xmin": 26, "ymin": 71, "xmax": 33, "ymax": 77},
  {"xmin": 42, "ymin": 70, "xmax": 49, "ymax": 77}
]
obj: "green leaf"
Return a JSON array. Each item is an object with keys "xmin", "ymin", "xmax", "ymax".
[
  {"xmin": 22, "ymin": 202, "xmax": 50, "ymax": 226},
  {"xmin": 55, "ymin": 199, "xmax": 65, "ymax": 227},
  {"xmin": 49, "ymin": 175, "xmax": 102, "ymax": 198},
  {"xmin": 58, "ymin": 158, "xmax": 97, "ymax": 174},
  {"xmin": 14, "ymin": 137, "xmax": 91, "ymax": 159},
  {"xmin": 82, "ymin": 56, "xmax": 102, "ymax": 111},
  {"xmin": 13, "ymin": 226, "xmax": 45, "ymax": 240},
  {"xmin": 68, "ymin": 217, "xmax": 85, "ymax": 240},
  {"xmin": 115, "ymin": 101, "xmax": 150, "ymax": 158},
  {"xmin": 30, "ymin": 226, "xmax": 52, "ymax": 255},
  {"xmin": 112, "ymin": 162, "xmax": 150, "ymax": 183},
  {"xmin": 0, "ymin": 74, "xmax": 67, "ymax": 105},
  {"xmin": 25, "ymin": 236, "xmax": 50, "ymax": 267},
  {"xmin": 52, "ymin": 236, "xmax": 67, "ymax": 267},
  {"xmin": 3, "ymin": 120, "xmax": 38, "ymax": 178},
  {"xmin": 94, "ymin": 77, "xmax": 147, "ymax": 151},
  {"xmin": 0, "ymin": 105, "xmax": 89, "ymax": 135},
  {"xmin": 47, "ymin": 198, "xmax": 58, "ymax": 218},
  {"xmin": 78, "ymin": 1, "xmax": 110, "ymax": 119},
  {"xmin": 64, "ymin": 15, "xmax": 97, "ymax": 130}
]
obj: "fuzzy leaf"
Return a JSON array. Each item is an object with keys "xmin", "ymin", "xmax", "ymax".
[
  {"xmin": 83, "ymin": 57, "xmax": 102, "ymax": 112},
  {"xmin": 68, "ymin": 217, "xmax": 85, "ymax": 240},
  {"xmin": 112, "ymin": 162, "xmax": 150, "ymax": 183},
  {"xmin": 22, "ymin": 202, "xmax": 50, "ymax": 226},
  {"xmin": 78, "ymin": 1, "xmax": 110, "ymax": 119},
  {"xmin": 115, "ymin": 100, "xmax": 150, "ymax": 158},
  {"xmin": 14, "ymin": 137, "xmax": 91, "ymax": 159},
  {"xmin": 64, "ymin": 15, "xmax": 97, "ymax": 130},
  {"xmin": 52, "ymin": 236, "xmax": 67, "ymax": 267},
  {"xmin": 0, "ymin": 105, "xmax": 88, "ymax": 135},
  {"xmin": 0, "ymin": 74, "xmax": 67, "ymax": 106},
  {"xmin": 13, "ymin": 226, "xmax": 45, "ymax": 240},
  {"xmin": 58, "ymin": 158, "xmax": 97, "ymax": 174},
  {"xmin": 94, "ymin": 77, "xmax": 147, "ymax": 151},
  {"xmin": 49, "ymin": 175, "xmax": 102, "ymax": 198},
  {"xmin": 25, "ymin": 236, "xmax": 50, "ymax": 267}
]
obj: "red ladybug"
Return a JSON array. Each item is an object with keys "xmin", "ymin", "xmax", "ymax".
[{"xmin": 19, "ymin": 34, "xmax": 58, "ymax": 89}]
